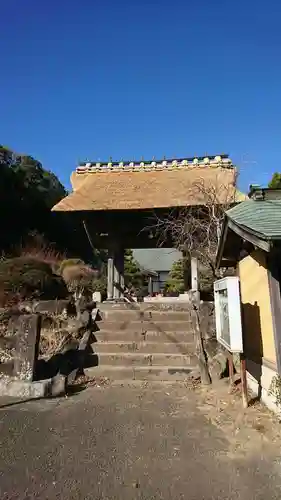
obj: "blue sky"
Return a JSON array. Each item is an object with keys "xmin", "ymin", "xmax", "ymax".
[{"xmin": 0, "ymin": 0, "xmax": 280, "ymax": 191}]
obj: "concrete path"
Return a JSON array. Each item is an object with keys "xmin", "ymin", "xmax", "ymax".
[{"xmin": 1, "ymin": 382, "xmax": 281, "ymax": 499}]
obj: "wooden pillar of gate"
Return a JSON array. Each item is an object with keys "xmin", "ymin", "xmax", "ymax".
[
  {"xmin": 107, "ymin": 242, "xmax": 125, "ymax": 300},
  {"xmin": 114, "ymin": 249, "xmax": 125, "ymax": 299}
]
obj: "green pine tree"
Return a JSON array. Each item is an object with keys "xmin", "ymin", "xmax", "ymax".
[
  {"xmin": 124, "ymin": 249, "xmax": 148, "ymax": 295},
  {"xmin": 269, "ymin": 172, "xmax": 281, "ymax": 189},
  {"xmin": 165, "ymin": 259, "xmax": 187, "ymax": 293}
]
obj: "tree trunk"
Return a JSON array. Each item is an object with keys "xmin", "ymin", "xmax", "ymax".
[{"xmin": 192, "ymin": 299, "xmax": 211, "ymax": 385}]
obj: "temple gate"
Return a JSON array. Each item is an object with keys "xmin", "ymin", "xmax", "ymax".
[{"xmin": 52, "ymin": 154, "xmax": 237, "ymax": 299}]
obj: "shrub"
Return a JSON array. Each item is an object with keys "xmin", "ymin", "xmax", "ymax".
[
  {"xmin": 199, "ymin": 265, "xmax": 214, "ymax": 296},
  {"xmin": 61, "ymin": 263, "xmax": 100, "ymax": 296},
  {"xmin": 91, "ymin": 276, "xmax": 107, "ymax": 300},
  {"xmin": 164, "ymin": 279, "xmax": 185, "ymax": 294},
  {"xmin": 58, "ymin": 258, "xmax": 85, "ymax": 275},
  {"xmin": 0, "ymin": 256, "xmax": 68, "ymax": 306},
  {"xmin": 14, "ymin": 232, "xmax": 65, "ymax": 275}
]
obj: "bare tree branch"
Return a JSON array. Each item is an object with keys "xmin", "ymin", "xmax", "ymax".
[{"xmin": 145, "ymin": 174, "xmax": 238, "ymax": 279}]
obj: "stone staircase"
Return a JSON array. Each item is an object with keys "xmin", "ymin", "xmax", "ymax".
[{"xmin": 85, "ymin": 303, "xmax": 198, "ymax": 381}]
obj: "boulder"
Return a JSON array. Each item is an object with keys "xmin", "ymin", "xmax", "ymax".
[
  {"xmin": 33, "ymin": 299, "xmax": 73, "ymax": 316},
  {"xmin": 208, "ymin": 351, "xmax": 229, "ymax": 381}
]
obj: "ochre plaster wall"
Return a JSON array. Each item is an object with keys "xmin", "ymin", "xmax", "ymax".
[{"xmin": 239, "ymin": 250, "xmax": 276, "ymax": 364}]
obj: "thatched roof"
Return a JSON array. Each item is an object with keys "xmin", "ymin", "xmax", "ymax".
[{"xmin": 52, "ymin": 155, "xmax": 244, "ymax": 212}]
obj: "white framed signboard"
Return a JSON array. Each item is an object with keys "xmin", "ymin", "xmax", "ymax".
[{"xmin": 214, "ymin": 276, "xmax": 243, "ymax": 353}]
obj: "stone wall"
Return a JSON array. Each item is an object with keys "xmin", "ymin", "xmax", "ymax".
[{"xmin": 0, "ymin": 299, "xmax": 99, "ymax": 399}]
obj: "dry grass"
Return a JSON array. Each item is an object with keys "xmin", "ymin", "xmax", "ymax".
[
  {"xmin": 0, "ymin": 290, "xmax": 22, "ymax": 308},
  {"xmin": 39, "ymin": 326, "xmax": 72, "ymax": 357},
  {"xmin": 196, "ymin": 378, "xmax": 281, "ymax": 458},
  {"xmin": 21, "ymin": 246, "xmax": 64, "ymax": 266},
  {"xmin": 19, "ymin": 245, "xmax": 65, "ymax": 271},
  {"xmin": 69, "ymin": 374, "xmax": 110, "ymax": 389},
  {"xmin": 12, "ymin": 233, "xmax": 66, "ymax": 272}
]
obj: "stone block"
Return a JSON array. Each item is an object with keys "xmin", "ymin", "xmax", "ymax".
[
  {"xmin": 208, "ymin": 351, "xmax": 228, "ymax": 381},
  {"xmin": 49, "ymin": 374, "xmax": 66, "ymax": 397},
  {"xmin": 198, "ymin": 302, "xmax": 215, "ymax": 339},
  {"xmin": 33, "ymin": 300, "xmax": 73, "ymax": 316},
  {"xmin": 12, "ymin": 314, "xmax": 41, "ymax": 381},
  {"xmin": 67, "ymin": 310, "xmax": 92, "ymax": 334},
  {"xmin": 66, "ymin": 329, "xmax": 93, "ymax": 383},
  {"xmin": 92, "ymin": 291, "xmax": 102, "ymax": 303},
  {"xmin": 0, "ymin": 374, "xmax": 67, "ymax": 399}
]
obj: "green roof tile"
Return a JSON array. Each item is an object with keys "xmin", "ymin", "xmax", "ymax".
[{"xmin": 226, "ymin": 200, "xmax": 281, "ymax": 240}]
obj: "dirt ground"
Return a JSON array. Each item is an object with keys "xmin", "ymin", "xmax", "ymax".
[
  {"xmin": 1, "ymin": 378, "xmax": 281, "ymax": 499},
  {"xmin": 195, "ymin": 378, "xmax": 281, "ymax": 457}
]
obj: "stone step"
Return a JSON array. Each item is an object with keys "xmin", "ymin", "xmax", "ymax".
[
  {"xmin": 93, "ymin": 330, "xmax": 195, "ymax": 343},
  {"xmin": 84, "ymin": 365, "xmax": 197, "ymax": 381},
  {"xmin": 88, "ymin": 352, "xmax": 196, "ymax": 367},
  {"xmin": 99, "ymin": 310, "xmax": 192, "ymax": 322},
  {"xmin": 96, "ymin": 320, "xmax": 193, "ymax": 332},
  {"xmin": 93, "ymin": 341, "xmax": 195, "ymax": 354},
  {"xmin": 99, "ymin": 302, "xmax": 192, "ymax": 312}
]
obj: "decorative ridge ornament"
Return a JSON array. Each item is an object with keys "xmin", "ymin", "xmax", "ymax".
[{"xmin": 75, "ymin": 154, "xmax": 233, "ymax": 173}]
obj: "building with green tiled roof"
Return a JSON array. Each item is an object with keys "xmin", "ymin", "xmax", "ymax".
[
  {"xmin": 217, "ymin": 187, "xmax": 281, "ymax": 266},
  {"xmin": 216, "ymin": 186, "xmax": 281, "ymax": 414}
]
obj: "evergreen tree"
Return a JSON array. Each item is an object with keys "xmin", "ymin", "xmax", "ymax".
[
  {"xmin": 269, "ymin": 172, "xmax": 281, "ymax": 189},
  {"xmin": 165, "ymin": 259, "xmax": 185, "ymax": 293},
  {"xmin": 124, "ymin": 249, "xmax": 148, "ymax": 295},
  {"xmin": 0, "ymin": 145, "xmax": 92, "ymax": 260}
]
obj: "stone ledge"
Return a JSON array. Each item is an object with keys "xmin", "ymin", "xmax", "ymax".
[{"xmin": 0, "ymin": 373, "xmax": 66, "ymax": 402}]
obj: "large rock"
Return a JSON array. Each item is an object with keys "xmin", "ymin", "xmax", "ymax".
[
  {"xmin": 208, "ymin": 351, "xmax": 229, "ymax": 381},
  {"xmin": 198, "ymin": 302, "xmax": 215, "ymax": 340},
  {"xmin": 32, "ymin": 300, "xmax": 74, "ymax": 316}
]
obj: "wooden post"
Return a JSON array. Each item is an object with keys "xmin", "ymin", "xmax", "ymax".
[
  {"xmin": 148, "ymin": 276, "xmax": 153, "ymax": 295},
  {"xmin": 114, "ymin": 249, "xmax": 124, "ymax": 299},
  {"xmin": 227, "ymin": 351, "xmax": 234, "ymax": 387},
  {"xmin": 192, "ymin": 300, "xmax": 211, "ymax": 385},
  {"xmin": 119, "ymin": 249, "xmax": 125, "ymax": 298},
  {"xmin": 191, "ymin": 256, "xmax": 198, "ymax": 291},
  {"xmin": 113, "ymin": 257, "xmax": 120, "ymax": 299},
  {"xmin": 107, "ymin": 251, "xmax": 114, "ymax": 300},
  {"xmin": 240, "ymin": 354, "xmax": 248, "ymax": 408},
  {"xmin": 120, "ymin": 272, "xmax": 125, "ymax": 297}
]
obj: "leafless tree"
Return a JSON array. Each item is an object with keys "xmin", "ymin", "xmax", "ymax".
[
  {"xmin": 145, "ymin": 173, "xmax": 240, "ymax": 385},
  {"xmin": 150, "ymin": 174, "xmax": 239, "ymax": 279}
]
